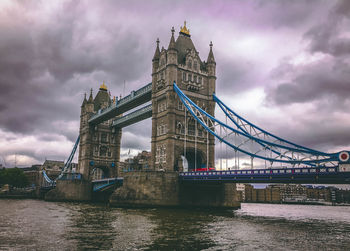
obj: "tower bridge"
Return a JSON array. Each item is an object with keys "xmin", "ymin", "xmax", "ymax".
[{"xmin": 42, "ymin": 23, "xmax": 350, "ymax": 207}]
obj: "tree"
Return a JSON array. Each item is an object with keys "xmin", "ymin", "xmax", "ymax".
[{"xmin": 0, "ymin": 168, "xmax": 29, "ymax": 188}]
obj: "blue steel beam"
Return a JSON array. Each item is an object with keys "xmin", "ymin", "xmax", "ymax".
[
  {"xmin": 89, "ymin": 83, "xmax": 152, "ymax": 125},
  {"xmin": 112, "ymin": 104, "xmax": 152, "ymax": 128},
  {"xmin": 180, "ymin": 167, "xmax": 350, "ymax": 184}
]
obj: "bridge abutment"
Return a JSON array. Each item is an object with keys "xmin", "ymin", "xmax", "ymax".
[
  {"xmin": 45, "ymin": 179, "xmax": 92, "ymax": 202},
  {"xmin": 109, "ymin": 171, "xmax": 241, "ymax": 209}
]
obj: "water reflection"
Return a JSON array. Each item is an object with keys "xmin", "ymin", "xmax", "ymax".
[{"xmin": 0, "ymin": 200, "xmax": 349, "ymax": 250}]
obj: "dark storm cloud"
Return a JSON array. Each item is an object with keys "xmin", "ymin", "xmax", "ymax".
[
  {"xmin": 0, "ymin": 0, "xmax": 150, "ymax": 140},
  {"xmin": 267, "ymin": 59, "xmax": 350, "ymax": 105}
]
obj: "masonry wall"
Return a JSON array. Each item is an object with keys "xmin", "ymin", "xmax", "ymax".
[
  {"xmin": 110, "ymin": 171, "xmax": 241, "ymax": 209},
  {"xmin": 45, "ymin": 179, "xmax": 92, "ymax": 202}
]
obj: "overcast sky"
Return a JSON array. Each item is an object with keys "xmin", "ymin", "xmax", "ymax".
[{"xmin": 0, "ymin": 0, "xmax": 350, "ymax": 167}]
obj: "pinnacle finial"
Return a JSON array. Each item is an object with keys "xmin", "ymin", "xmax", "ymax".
[
  {"xmin": 180, "ymin": 21, "xmax": 190, "ymax": 36},
  {"xmin": 210, "ymin": 41, "xmax": 213, "ymax": 48},
  {"xmin": 100, "ymin": 81, "xmax": 107, "ymax": 91},
  {"xmin": 156, "ymin": 38, "xmax": 160, "ymax": 46},
  {"xmin": 171, "ymin": 27, "xmax": 175, "ymax": 35},
  {"xmin": 90, "ymin": 88, "xmax": 93, "ymax": 94}
]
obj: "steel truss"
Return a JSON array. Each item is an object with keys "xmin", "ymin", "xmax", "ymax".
[{"xmin": 174, "ymin": 82, "xmax": 339, "ymax": 168}]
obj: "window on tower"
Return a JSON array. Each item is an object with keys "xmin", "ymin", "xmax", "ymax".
[
  {"xmin": 194, "ymin": 75, "xmax": 197, "ymax": 83},
  {"xmin": 188, "ymin": 59, "xmax": 192, "ymax": 69},
  {"xmin": 182, "ymin": 72, "xmax": 186, "ymax": 81},
  {"xmin": 194, "ymin": 61, "xmax": 198, "ymax": 71},
  {"xmin": 188, "ymin": 74, "xmax": 192, "ymax": 82},
  {"xmin": 198, "ymin": 76, "xmax": 202, "ymax": 84}
]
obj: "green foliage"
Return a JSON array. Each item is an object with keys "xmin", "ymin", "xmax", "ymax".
[{"xmin": 0, "ymin": 168, "xmax": 29, "ymax": 188}]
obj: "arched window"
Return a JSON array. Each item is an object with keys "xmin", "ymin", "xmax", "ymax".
[
  {"xmin": 194, "ymin": 61, "xmax": 198, "ymax": 70},
  {"xmin": 188, "ymin": 74, "xmax": 192, "ymax": 82},
  {"xmin": 182, "ymin": 72, "xmax": 186, "ymax": 81},
  {"xmin": 100, "ymin": 146, "xmax": 107, "ymax": 156},
  {"xmin": 188, "ymin": 59, "xmax": 192, "ymax": 69},
  {"xmin": 194, "ymin": 75, "xmax": 197, "ymax": 83}
]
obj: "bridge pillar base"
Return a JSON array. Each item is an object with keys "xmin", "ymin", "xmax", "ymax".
[
  {"xmin": 45, "ymin": 179, "xmax": 92, "ymax": 202},
  {"xmin": 109, "ymin": 171, "xmax": 241, "ymax": 209}
]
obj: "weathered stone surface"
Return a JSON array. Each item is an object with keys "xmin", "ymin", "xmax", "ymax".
[
  {"xmin": 45, "ymin": 179, "xmax": 92, "ymax": 202},
  {"xmin": 110, "ymin": 171, "xmax": 179, "ymax": 207},
  {"xmin": 110, "ymin": 171, "xmax": 241, "ymax": 209}
]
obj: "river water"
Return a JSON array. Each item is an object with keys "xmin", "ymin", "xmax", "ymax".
[{"xmin": 0, "ymin": 200, "xmax": 349, "ymax": 250}]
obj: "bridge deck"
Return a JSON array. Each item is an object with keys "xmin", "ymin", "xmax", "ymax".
[
  {"xmin": 89, "ymin": 83, "xmax": 152, "ymax": 125},
  {"xmin": 180, "ymin": 167, "xmax": 350, "ymax": 184}
]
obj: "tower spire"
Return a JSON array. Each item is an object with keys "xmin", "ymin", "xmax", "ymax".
[
  {"xmin": 207, "ymin": 41, "xmax": 216, "ymax": 64},
  {"xmin": 152, "ymin": 38, "xmax": 160, "ymax": 61},
  {"xmin": 88, "ymin": 88, "xmax": 94, "ymax": 103},
  {"xmin": 168, "ymin": 27, "xmax": 176, "ymax": 50}
]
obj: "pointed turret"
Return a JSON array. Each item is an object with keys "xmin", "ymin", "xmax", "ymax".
[
  {"xmin": 168, "ymin": 27, "xmax": 176, "ymax": 50},
  {"xmin": 207, "ymin": 41, "xmax": 216, "ymax": 64},
  {"xmin": 152, "ymin": 38, "xmax": 160, "ymax": 62},
  {"xmin": 88, "ymin": 88, "xmax": 94, "ymax": 103},
  {"xmin": 81, "ymin": 93, "xmax": 87, "ymax": 107}
]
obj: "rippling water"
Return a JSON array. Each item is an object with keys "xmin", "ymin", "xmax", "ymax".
[{"xmin": 0, "ymin": 199, "xmax": 349, "ymax": 250}]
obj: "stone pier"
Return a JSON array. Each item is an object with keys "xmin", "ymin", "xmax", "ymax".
[
  {"xmin": 45, "ymin": 179, "xmax": 92, "ymax": 202},
  {"xmin": 109, "ymin": 171, "xmax": 241, "ymax": 209}
]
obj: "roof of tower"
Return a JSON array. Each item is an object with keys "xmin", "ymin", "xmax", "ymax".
[
  {"xmin": 94, "ymin": 82, "xmax": 111, "ymax": 111},
  {"xmin": 175, "ymin": 28, "xmax": 197, "ymax": 64}
]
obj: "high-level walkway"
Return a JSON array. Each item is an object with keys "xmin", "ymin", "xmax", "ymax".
[{"xmin": 88, "ymin": 83, "xmax": 152, "ymax": 125}]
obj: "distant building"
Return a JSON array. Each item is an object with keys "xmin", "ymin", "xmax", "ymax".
[{"xmin": 120, "ymin": 151, "xmax": 152, "ymax": 173}]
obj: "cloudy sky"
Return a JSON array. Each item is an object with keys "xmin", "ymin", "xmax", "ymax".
[{"xmin": 0, "ymin": 0, "xmax": 350, "ymax": 167}]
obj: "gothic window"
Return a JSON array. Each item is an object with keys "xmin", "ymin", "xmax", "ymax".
[
  {"xmin": 178, "ymin": 100, "xmax": 184, "ymax": 110},
  {"xmin": 198, "ymin": 129, "xmax": 203, "ymax": 137},
  {"xmin": 101, "ymin": 133, "xmax": 107, "ymax": 143},
  {"xmin": 161, "ymin": 71, "xmax": 165, "ymax": 79},
  {"xmin": 100, "ymin": 146, "xmax": 107, "ymax": 156},
  {"xmin": 198, "ymin": 76, "xmax": 202, "ymax": 84},
  {"xmin": 157, "ymin": 124, "xmax": 167, "ymax": 136},
  {"xmin": 108, "ymin": 149, "xmax": 111, "ymax": 157},
  {"xmin": 188, "ymin": 74, "xmax": 192, "ymax": 82},
  {"xmin": 161, "ymin": 58, "xmax": 165, "ymax": 66},
  {"xmin": 94, "ymin": 146, "xmax": 98, "ymax": 155},
  {"xmin": 93, "ymin": 133, "xmax": 98, "ymax": 141},
  {"xmin": 194, "ymin": 75, "xmax": 197, "ymax": 83},
  {"xmin": 188, "ymin": 124, "xmax": 195, "ymax": 136},
  {"xmin": 182, "ymin": 72, "xmax": 186, "ymax": 81},
  {"xmin": 194, "ymin": 60, "xmax": 198, "ymax": 71},
  {"xmin": 188, "ymin": 59, "xmax": 192, "ymax": 69}
]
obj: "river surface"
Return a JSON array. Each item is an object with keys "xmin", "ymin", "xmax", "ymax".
[{"xmin": 0, "ymin": 200, "xmax": 349, "ymax": 250}]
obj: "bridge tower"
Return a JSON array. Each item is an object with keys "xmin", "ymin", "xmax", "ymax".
[
  {"xmin": 151, "ymin": 23, "xmax": 216, "ymax": 171},
  {"xmin": 78, "ymin": 83, "xmax": 122, "ymax": 180}
]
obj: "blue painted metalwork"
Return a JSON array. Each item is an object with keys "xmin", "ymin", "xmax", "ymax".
[
  {"xmin": 92, "ymin": 178, "xmax": 123, "ymax": 192},
  {"xmin": 40, "ymin": 136, "xmax": 81, "ymax": 189},
  {"xmin": 173, "ymin": 82, "xmax": 339, "ymax": 166}
]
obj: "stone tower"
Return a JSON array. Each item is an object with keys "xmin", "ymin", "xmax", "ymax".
[
  {"xmin": 78, "ymin": 83, "xmax": 122, "ymax": 180},
  {"xmin": 151, "ymin": 23, "xmax": 216, "ymax": 171}
]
